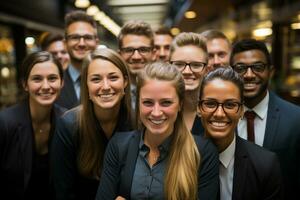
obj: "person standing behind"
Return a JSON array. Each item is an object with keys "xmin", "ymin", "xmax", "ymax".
[
  {"xmin": 51, "ymin": 48, "xmax": 133, "ymax": 200},
  {"xmin": 96, "ymin": 62, "xmax": 219, "ymax": 200},
  {"xmin": 0, "ymin": 51, "xmax": 65, "ymax": 199},
  {"xmin": 230, "ymin": 39, "xmax": 300, "ymax": 199},
  {"xmin": 199, "ymin": 67, "xmax": 282, "ymax": 200},
  {"xmin": 169, "ymin": 32, "xmax": 208, "ymax": 135},
  {"xmin": 118, "ymin": 20, "xmax": 155, "ymax": 110},
  {"xmin": 40, "ymin": 32, "xmax": 70, "ymax": 70},
  {"xmin": 153, "ymin": 26, "xmax": 173, "ymax": 62},
  {"xmin": 201, "ymin": 29, "xmax": 231, "ymax": 69},
  {"xmin": 56, "ymin": 10, "xmax": 98, "ymax": 109}
]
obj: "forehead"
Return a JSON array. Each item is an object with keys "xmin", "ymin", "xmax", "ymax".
[
  {"xmin": 47, "ymin": 41, "xmax": 65, "ymax": 51},
  {"xmin": 140, "ymin": 79, "xmax": 177, "ymax": 98},
  {"xmin": 202, "ymin": 79, "xmax": 240, "ymax": 100},
  {"xmin": 232, "ymin": 49, "xmax": 267, "ymax": 64},
  {"xmin": 66, "ymin": 21, "xmax": 96, "ymax": 35},
  {"xmin": 121, "ymin": 34, "xmax": 151, "ymax": 47},
  {"xmin": 154, "ymin": 34, "xmax": 173, "ymax": 46},
  {"xmin": 170, "ymin": 45, "xmax": 206, "ymax": 61},
  {"xmin": 30, "ymin": 61, "xmax": 59, "ymax": 75},
  {"xmin": 207, "ymin": 38, "xmax": 230, "ymax": 52},
  {"xmin": 88, "ymin": 59, "xmax": 122, "ymax": 74}
]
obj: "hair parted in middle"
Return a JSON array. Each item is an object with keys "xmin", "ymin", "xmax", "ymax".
[
  {"xmin": 136, "ymin": 61, "xmax": 200, "ymax": 200},
  {"xmin": 76, "ymin": 48, "xmax": 132, "ymax": 178}
]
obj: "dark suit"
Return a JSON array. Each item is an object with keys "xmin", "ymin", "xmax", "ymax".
[
  {"xmin": 0, "ymin": 100, "xmax": 65, "ymax": 199},
  {"xmin": 259, "ymin": 92, "xmax": 300, "ymax": 199},
  {"xmin": 231, "ymin": 136, "xmax": 282, "ymax": 200},
  {"xmin": 56, "ymin": 68, "xmax": 79, "ymax": 109},
  {"xmin": 96, "ymin": 130, "xmax": 219, "ymax": 200}
]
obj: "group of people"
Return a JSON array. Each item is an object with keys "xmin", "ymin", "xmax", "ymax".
[{"xmin": 0, "ymin": 9, "xmax": 300, "ymax": 200}]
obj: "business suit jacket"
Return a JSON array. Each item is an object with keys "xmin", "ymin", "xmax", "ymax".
[
  {"xmin": 232, "ymin": 136, "xmax": 282, "ymax": 200},
  {"xmin": 261, "ymin": 91, "xmax": 300, "ymax": 199},
  {"xmin": 96, "ymin": 130, "xmax": 219, "ymax": 200},
  {"xmin": 56, "ymin": 68, "xmax": 79, "ymax": 109},
  {"xmin": 0, "ymin": 99, "xmax": 65, "ymax": 199}
]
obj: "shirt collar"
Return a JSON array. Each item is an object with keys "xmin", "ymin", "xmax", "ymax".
[
  {"xmin": 68, "ymin": 64, "xmax": 81, "ymax": 83},
  {"xmin": 243, "ymin": 91, "xmax": 269, "ymax": 120},
  {"xmin": 219, "ymin": 135, "xmax": 236, "ymax": 168}
]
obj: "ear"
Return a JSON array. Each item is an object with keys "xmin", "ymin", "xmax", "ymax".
[
  {"xmin": 123, "ymin": 76, "xmax": 128, "ymax": 89},
  {"xmin": 60, "ymin": 79, "xmax": 64, "ymax": 89}
]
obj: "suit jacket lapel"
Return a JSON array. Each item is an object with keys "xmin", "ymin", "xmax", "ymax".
[
  {"xmin": 232, "ymin": 137, "xmax": 248, "ymax": 200},
  {"xmin": 120, "ymin": 131, "xmax": 140, "ymax": 199},
  {"xmin": 263, "ymin": 92, "xmax": 280, "ymax": 148}
]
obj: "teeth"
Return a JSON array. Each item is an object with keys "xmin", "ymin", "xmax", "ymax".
[
  {"xmin": 39, "ymin": 93, "xmax": 52, "ymax": 97},
  {"xmin": 99, "ymin": 94, "xmax": 113, "ymax": 98},
  {"xmin": 244, "ymin": 83, "xmax": 257, "ymax": 87},
  {"xmin": 211, "ymin": 122, "xmax": 227, "ymax": 127},
  {"xmin": 150, "ymin": 119, "xmax": 165, "ymax": 125}
]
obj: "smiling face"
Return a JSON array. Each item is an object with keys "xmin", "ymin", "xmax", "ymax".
[
  {"xmin": 199, "ymin": 79, "xmax": 243, "ymax": 146},
  {"xmin": 65, "ymin": 21, "xmax": 98, "ymax": 64},
  {"xmin": 120, "ymin": 34, "xmax": 153, "ymax": 75},
  {"xmin": 87, "ymin": 59, "xmax": 127, "ymax": 110},
  {"xmin": 170, "ymin": 45, "xmax": 207, "ymax": 91},
  {"xmin": 139, "ymin": 79, "xmax": 180, "ymax": 138},
  {"xmin": 207, "ymin": 38, "xmax": 231, "ymax": 69},
  {"xmin": 47, "ymin": 40, "xmax": 70, "ymax": 70},
  {"xmin": 25, "ymin": 61, "xmax": 63, "ymax": 107},
  {"xmin": 232, "ymin": 49, "xmax": 273, "ymax": 108}
]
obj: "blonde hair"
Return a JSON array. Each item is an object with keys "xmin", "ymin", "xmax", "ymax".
[
  {"xmin": 136, "ymin": 62, "xmax": 200, "ymax": 200},
  {"xmin": 170, "ymin": 32, "xmax": 207, "ymax": 62},
  {"xmin": 77, "ymin": 48, "xmax": 132, "ymax": 178}
]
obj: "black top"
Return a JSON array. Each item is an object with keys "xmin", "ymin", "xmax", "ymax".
[
  {"xmin": 191, "ymin": 115, "xmax": 205, "ymax": 136},
  {"xmin": 0, "ymin": 99, "xmax": 65, "ymax": 199},
  {"xmin": 51, "ymin": 107, "xmax": 132, "ymax": 200}
]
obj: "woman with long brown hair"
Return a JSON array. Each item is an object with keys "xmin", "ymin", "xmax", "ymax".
[
  {"xmin": 51, "ymin": 48, "xmax": 132, "ymax": 200},
  {"xmin": 96, "ymin": 62, "xmax": 219, "ymax": 200},
  {"xmin": 0, "ymin": 51, "xmax": 65, "ymax": 199}
]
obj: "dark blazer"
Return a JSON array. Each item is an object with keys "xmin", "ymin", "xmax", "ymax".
[
  {"xmin": 51, "ymin": 108, "xmax": 132, "ymax": 200},
  {"xmin": 0, "ymin": 100, "xmax": 65, "ymax": 199},
  {"xmin": 232, "ymin": 136, "xmax": 282, "ymax": 200},
  {"xmin": 56, "ymin": 68, "xmax": 79, "ymax": 109},
  {"xmin": 261, "ymin": 92, "xmax": 300, "ymax": 199},
  {"xmin": 96, "ymin": 130, "xmax": 219, "ymax": 200}
]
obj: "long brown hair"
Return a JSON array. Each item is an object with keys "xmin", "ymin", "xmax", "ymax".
[
  {"xmin": 77, "ymin": 48, "xmax": 131, "ymax": 178},
  {"xmin": 136, "ymin": 62, "xmax": 200, "ymax": 200}
]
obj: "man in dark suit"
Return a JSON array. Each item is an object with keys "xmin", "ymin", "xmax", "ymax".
[
  {"xmin": 56, "ymin": 11, "xmax": 98, "ymax": 109},
  {"xmin": 231, "ymin": 39, "xmax": 300, "ymax": 199}
]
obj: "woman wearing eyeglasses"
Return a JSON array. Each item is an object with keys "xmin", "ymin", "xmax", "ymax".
[
  {"xmin": 198, "ymin": 67, "xmax": 282, "ymax": 200},
  {"xmin": 169, "ymin": 32, "xmax": 208, "ymax": 135}
]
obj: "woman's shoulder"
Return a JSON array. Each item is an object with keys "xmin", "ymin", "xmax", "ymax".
[
  {"xmin": 111, "ymin": 130, "xmax": 140, "ymax": 143},
  {"xmin": 193, "ymin": 135, "xmax": 218, "ymax": 158}
]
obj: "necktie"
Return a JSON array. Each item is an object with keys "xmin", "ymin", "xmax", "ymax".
[{"xmin": 244, "ymin": 111, "xmax": 256, "ymax": 142}]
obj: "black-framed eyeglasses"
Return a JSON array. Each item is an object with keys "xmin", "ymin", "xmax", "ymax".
[
  {"xmin": 200, "ymin": 99, "xmax": 243, "ymax": 114},
  {"xmin": 170, "ymin": 61, "xmax": 207, "ymax": 73},
  {"xmin": 120, "ymin": 46, "xmax": 153, "ymax": 56},
  {"xmin": 232, "ymin": 63, "xmax": 268, "ymax": 75},
  {"xmin": 66, "ymin": 34, "xmax": 96, "ymax": 43}
]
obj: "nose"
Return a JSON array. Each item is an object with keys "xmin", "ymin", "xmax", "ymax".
[
  {"xmin": 244, "ymin": 67, "xmax": 256, "ymax": 79},
  {"xmin": 78, "ymin": 37, "xmax": 86, "ymax": 46},
  {"xmin": 41, "ymin": 79, "xmax": 50, "ymax": 89},
  {"xmin": 213, "ymin": 104, "xmax": 226, "ymax": 117},
  {"xmin": 213, "ymin": 55, "xmax": 221, "ymax": 65},
  {"xmin": 159, "ymin": 48, "xmax": 166, "ymax": 57},
  {"xmin": 102, "ymin": 78, "xmax": 110, "ymax": 89},
  {"xmin": 151, "ymin": 103, "xmax": 162, "ymax": 116},
  {"xmin": 131, "ymin": 49, "xmax": 142, "ymax": 59},
  {"xmin": 182, "ymin": 64, "xmax": 193, "ymax": 74}
]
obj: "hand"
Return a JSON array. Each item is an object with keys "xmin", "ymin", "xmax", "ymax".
[{"xmin": 115, "ymin": 196, "xmax": 126, "ymax": 200}]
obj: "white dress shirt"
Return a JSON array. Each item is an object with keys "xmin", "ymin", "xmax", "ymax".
[
  {"xmin": 68, "ymin": 64, "xmax": 81, "ymax": 100},
  {"xmin": 238, "ymin": 92, "xmax": 269, "ymax": 146},
  {"xmin": 219, "ymin": 136, "xmax": 236, "ymax": 200}
]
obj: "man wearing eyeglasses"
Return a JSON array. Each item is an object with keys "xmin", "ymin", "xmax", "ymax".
[
  {"xmin": 231, "ymin": 38, "xmax": 300, "ymax": 199},
  {"xmin": 56, "ymin": 10, "xmax": 98, "ymax": 109},
  {"xmin": 118, "ymin": 21, "xmax": 154, "ymax": 110}
]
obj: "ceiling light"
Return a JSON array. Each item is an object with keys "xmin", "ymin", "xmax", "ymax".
[
  {"xmin": 171, "ymin": 27, "xmax": 180, "ymax": 36},
  {"xmin": 291, "ymin": 22, "xmax": 300, "ymax": 30},
  {"xmin": 25, "ymin": 37, "xmax": 35, "ymax": 46},
  {"xmin": 298, "ymin": 14, "xmax": 300, "ymax": 20},
  {"xmin": 108, "ymin": 0, "xmax": 169, "ymax": 6},
  {"xmin": 1, "ymin": 67, "xmax": 10, "ymax": 78},
  {"xmin": 185, "ymin": 11, "xmax": 196, "ymax": 19},
  {"xmin": 75, "ymin": 0, "xmax": 90, "ymax": 8},
  {"xmin": 87, "ymin": 5, "xmax": 99, "ymax": 16},
  {"xmin": 252, "ymin": 28, "xmax": 272, "ymax": 37},
  {"xmin": 113, "ymin": 5, "xmax": 166, "ymax": 14}
]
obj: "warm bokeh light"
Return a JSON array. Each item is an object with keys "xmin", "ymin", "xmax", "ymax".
[
  {"xmin": 171, "ymin": 27, "xmax": 180, "ymax": 35},
  {"xmin": 185, "ymin": 11, "xmax": 196, "ymax": 19},
  {"xmin": 252, "ymin": 28, "xmax": 272, "ymax": 37},
  {"xmin": 25, "ymin": 37, "xmax": 35, "ymax": 46},
  {"xmin": 75, "ymin": 0, "xmax": 90, "ymax": 8},
  {"xmin": 291, "ymin": 22, "xmax": 300, "ymax": 30},
  {"xmin": 1, "ymin": 67, "xmax": 10, "ymax": 78},
  {"xmin": 87, "ymin": 5, "xmax": 99, "ymax": 16}
]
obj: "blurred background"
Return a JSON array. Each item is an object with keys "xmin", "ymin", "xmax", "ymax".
[{"xmin": 0, "ymin": 0, "xmax": 300, "ymax": 108}]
